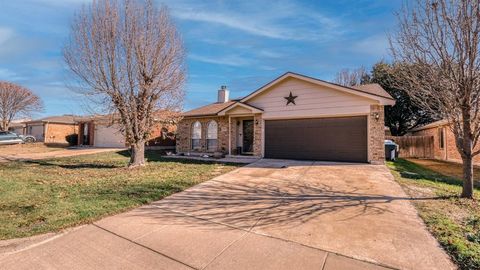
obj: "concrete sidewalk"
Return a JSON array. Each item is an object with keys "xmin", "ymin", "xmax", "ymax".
[
  {"xmin": 0, "ymin": 210, "xmax": 391, "ymax": 270},
  {"xmin": 0, "ymin": 159, "xmax": 454, "ymax": 269}
]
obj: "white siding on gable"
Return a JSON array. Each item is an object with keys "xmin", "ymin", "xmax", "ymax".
[
  {"xmin": 224, "ymin": 106, "xmax": 252, "ymax": 115},
  {"xmin": 246, "ymin": 77, "xmax": 376, "ymax": 119}
]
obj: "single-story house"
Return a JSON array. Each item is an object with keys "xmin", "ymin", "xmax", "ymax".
[
  {"xmin": 76, "ymin": 112, "xmax": 178, "ymax": 148},
  {"xmin": 24, "ymin": 115, "xmax": 80, "ymax": 145},
  {"xmin": 176, "ymin": 72, "xmax": 395, "ymax": 163},
  {"xmin": 8, "ymin": 122, "xmax": 26, "ymax": 135},
  {"xmin": 410, "ymin": 119, "xmax": 480, "ymax": 164}
]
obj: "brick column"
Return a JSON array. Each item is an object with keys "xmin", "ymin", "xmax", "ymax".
[
  {"xmin": 368, "ymin": 105, "xmax": 385, "ymax": 164},
  {"xmin": 253, "ymin": 114, "xmax": 263, "ymax": 157}
]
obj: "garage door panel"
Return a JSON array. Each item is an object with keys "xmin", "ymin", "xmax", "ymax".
[
  {"xmin": 264, "ymin": 116, "xmax": 367, "ymax": 162},
  {"xmin": 94, "ymin": 125, "xmax": 126, "ymax": 148}
]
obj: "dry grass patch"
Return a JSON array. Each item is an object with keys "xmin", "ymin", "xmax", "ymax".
[
  {"xmin": 388, "ymin": 159, "xmax": 480, "ymax": 269},
  {"xmin": 0, "ymin": 143, "xmax": 65, "ymax": 156},
  {"xmin": 0, "ymin": 150, "xmax": 241, "ymax": 240},
  {"xmin": 407, "ymin": 158, "xmax": 480, "ymax": 185}
]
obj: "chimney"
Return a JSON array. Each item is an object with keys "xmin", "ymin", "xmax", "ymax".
[{"xmin": 217, "ymin": 85, "xmax": 229, "ymax": 103}]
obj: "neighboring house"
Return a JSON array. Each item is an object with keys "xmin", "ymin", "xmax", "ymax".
[
  {"xmin": 410, "ymin": 119, "xmax": 480, "ymax": 164},
  {"xmin": 8, "ymin": 122, "xmax": 26, "ymax": 135},
  {"xmin": 24, "ymin": 115, "xmax": 80, "ymax": 145},
  {"xmin": 76, "ymin": 112, "xmax": 178, "ymax": 148},
  {"xmin": 176, "ymin": 72, "xmax": 395, "ymax": 163}
]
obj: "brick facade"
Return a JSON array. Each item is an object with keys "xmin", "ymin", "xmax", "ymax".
[
  {"xmin": 176, "ymin": 115, "xmax": 262, "ymax": 157},
  {"xmin": 176, "ymin": 116, "xmax": 230, "ymax": 154},
  {"xmin": 177, "ymin": 105, "xmax": 387, "ymax": 163},
  {"xmin": 368, "ymin": 105, "xmax": 385, "ymax": 164},
  {"xmin": 413, "ymin": 124, "xmax": 480, "ymax": 164},
  {"xmin": 253, "ymin": 114, "xmax": 262, "ymax": 156},
  {"xmin": 44, "ymin": 123, "xmax": 79, "ymax": 145}
]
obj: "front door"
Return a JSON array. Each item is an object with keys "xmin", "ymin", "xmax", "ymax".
[{"xmin": 242, "ymin": 120, "xmax": 254, "ymax": 153}]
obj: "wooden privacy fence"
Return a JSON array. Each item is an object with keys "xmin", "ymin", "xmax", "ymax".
[{"xmin": 386, "ymin": 136, "xmax": 434, "ymax": 158}]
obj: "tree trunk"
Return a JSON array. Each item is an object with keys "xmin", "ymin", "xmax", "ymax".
[
  {"xmin": 129, "ymin": 141, "xmax": 146, "ymax": 168},
  {"xmin": 461, "ymin": 155, "xmax": 474, "ymax": 198}
]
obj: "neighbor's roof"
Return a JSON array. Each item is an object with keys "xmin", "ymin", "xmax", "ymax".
[
  {"xmin": 410, "ymin": 119, "xmax": 449, "ymax": 132},
  {"xmin": 25, "ymin": 115, "xmax": 82, "ymax": 125},
  {"xmin": 9, "ymin": 122, "xmax": 25, "ymax": 128},
  {"xmin": 78, "ymin": 110, "xmax": 182, "ymax": 124},
  {"xmin": 182, "ymin": 100, "xmax": 237, "ymax": 117}
]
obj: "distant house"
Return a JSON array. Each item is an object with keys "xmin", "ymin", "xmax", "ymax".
[
  {"xmin": 24, "ymin": 115, "xmax": 80, "ymax": 145},
  {"xmin": 8, "ymin": 122, "xmax": 26, "ymax": 135},
  {"xmin": 76, "ymin": 111, "xmax": 178, "ymax": 148},
  {"xmin": 410, "ymin": 119, "xmax": 480, "ymax": 164}
]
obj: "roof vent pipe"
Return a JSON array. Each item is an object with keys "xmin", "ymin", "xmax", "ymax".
[{"xmin": 218, "ymin": 85, "xmax": 229, "ymax": 103}]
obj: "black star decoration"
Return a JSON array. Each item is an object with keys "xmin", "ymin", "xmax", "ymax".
[{"xmin": 284, "ymin": 91, "xmax": 298, "ymax": 105}]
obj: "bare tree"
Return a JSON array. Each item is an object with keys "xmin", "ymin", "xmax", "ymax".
[
  {"xmin": 63, "ymin": 0, "xmax": 185, "ymax": 168},
  {"xmin": 391, "ymin": 0, "xmax": 480, "ymax": 198},
  {"xmin": 0, "ymin": 82, "xmax": 43, "ymax": 131},
  {"xmin": 334, "ymin": 66, "xmax": 369, "ymax": 86}
]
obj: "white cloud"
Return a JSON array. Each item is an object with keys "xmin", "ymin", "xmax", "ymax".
[
  {"xmin": 257, "ymin": 49, "xmax": 284, "ymax": 58},
  {"xmin": 189, "ymin": 54, "xmax": 251, "ymax": 67},
  {"xmin": 0, "ymin": 27, "xmax": 14, "ymax": 46},
  {"xmin": 174, "ymin": 11, "xmax": 289, "ymax": 40},
  {"xmin": 351, "ymin": 34, "xmax": 390, "ymax": 57},
  {"xmin": 171, "ymin": 1, "xmax": 342, "ymax": 41},
  {"xmin": 0, "ymin": 68, "xmax": 25, "ymax": 81}
]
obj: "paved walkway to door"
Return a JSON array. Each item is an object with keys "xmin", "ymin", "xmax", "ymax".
[{"xmin": 0, "ymin": 159, "xmax": 454, "ymax": 270}]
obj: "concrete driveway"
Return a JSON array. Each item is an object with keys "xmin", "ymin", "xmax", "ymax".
[{"xmin": 0, "ymin": 159, "xmax": 454, "ymax": 270}]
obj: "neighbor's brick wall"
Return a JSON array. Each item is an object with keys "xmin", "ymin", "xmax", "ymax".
[
  {"xmin": 44, "ymin": 123, "xmax": 79, "ymax": 145},
  {"xmin": 176, "ymin": 116, "xmax": 229, "ymax": 153},
  {"xmin": 413, "ymin": 127, "xmax": 446, "ymax": 160},
  {"xmin": 369, "ymin": 105, "xmax": 385, "ymax": 164},
  {"xmin": 413, "ymin": 125, "xmax": 480, "ymax": 164}
]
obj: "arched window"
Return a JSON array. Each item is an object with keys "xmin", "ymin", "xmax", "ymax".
[
  {"xmin": 207, "ymin": 120, "xmax": 218, "ymax": 151},
  {"xmin": 191, "ymin": 121, "xmax": 202, "ymax": 150}
]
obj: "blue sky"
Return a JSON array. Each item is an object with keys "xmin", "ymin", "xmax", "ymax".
[{"xmin": 0, "ymin": 0, "xmax": 401, "ymax": 117}]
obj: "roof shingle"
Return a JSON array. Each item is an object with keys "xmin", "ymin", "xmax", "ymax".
[
  {"xmin": 351, "ymin": 83, "xmax": 394, "ymax": 100},
  {"xmin": 182, "ymin": 101, "xmax": 236, "ymax": 117}
]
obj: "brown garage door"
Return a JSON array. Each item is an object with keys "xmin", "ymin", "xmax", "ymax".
[{"xmin": 264, "ymin": 116, "xmax": 368, "ymax": 162}]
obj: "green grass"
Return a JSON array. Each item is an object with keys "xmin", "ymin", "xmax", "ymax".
[
  {"xmin": 388, "ymin": 159, "xmax": 480, "ymax": 269},
  {"xmin": 0, "ymin": 150, "xmax": 240, "ymax": 240}
]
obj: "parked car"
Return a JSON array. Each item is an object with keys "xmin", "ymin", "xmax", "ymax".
[{"xmin": 0, "ymin": 131, "xmax": 36, "ymax": 145}]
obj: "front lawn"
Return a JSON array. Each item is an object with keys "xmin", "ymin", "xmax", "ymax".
[
  {"xmin": 0, "ymin": 151, "xmax": 240, "ymax": 240},
  {"xmin": 388, "ymin": 159, "xmax": 480, "ymax": 270},
  {"xmin": 0, "ymin": 143, "xmax": 65, "ymax": 156}
]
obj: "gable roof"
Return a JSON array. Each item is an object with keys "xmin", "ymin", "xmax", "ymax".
[
  {"xmin": 410, "ymin": 119, "xmax": 449, "ymax": 132},
  {"xmin": 25, "ymin": 115, "xmax": 81, "ymax": 125},
  {"xmin": 241, "ymin": 72, "xmax": 395, "ymax": 105},
  {"xmin": 352, "ymin": 83, "xmax": 394, "ymax": 100},
  {"xmin": 182, "ymin": 71, "xmax": 396, "ymax": 117},
  {"xmin": 217, "ymin": 102, "xmax": 263, "ymax": 116},
  {"xmin": 182, "ymin": 101, "xmax": 237, "ymax": 117}
]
